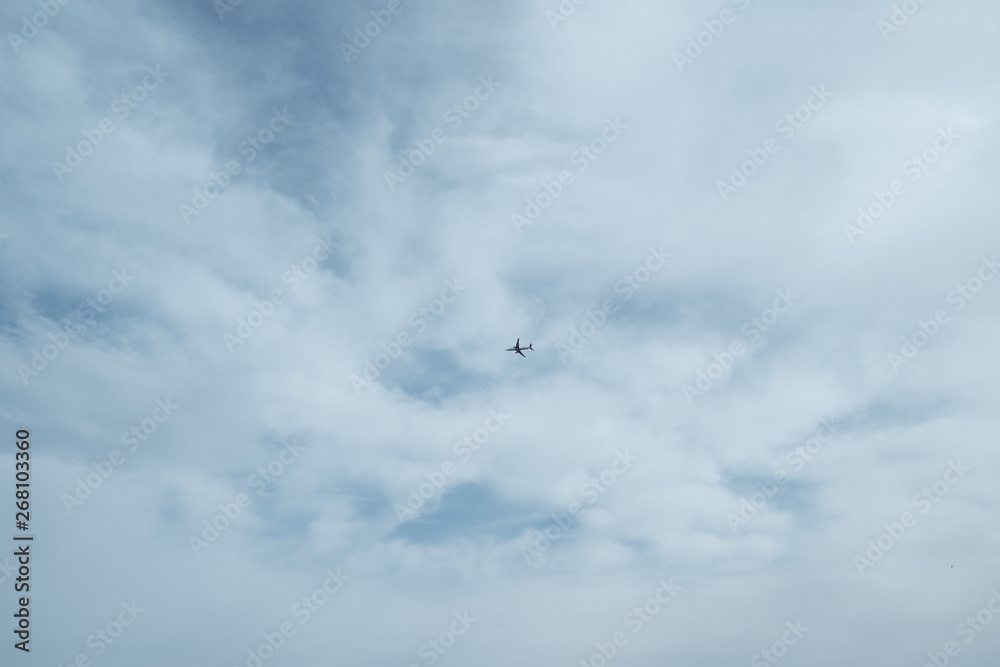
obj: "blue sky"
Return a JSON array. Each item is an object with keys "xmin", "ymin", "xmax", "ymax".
[{"xmin": 2, "ymin": 0, "xmax": 1000, "ymax": 665}]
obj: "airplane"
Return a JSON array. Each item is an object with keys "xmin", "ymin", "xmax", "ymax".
[{"xmin": 506, "ymin": 338, "xmax": 533, "ymax": 357}]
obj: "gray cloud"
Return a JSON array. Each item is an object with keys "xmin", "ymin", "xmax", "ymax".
[{"xmin": 2, "ymin": 0, "xmax": 1000, "ymax": 665}]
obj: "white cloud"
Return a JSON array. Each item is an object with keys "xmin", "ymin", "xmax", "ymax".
[{"xmin": 3, "ymin": 0, "xmax": 1000, "ymax": 664}]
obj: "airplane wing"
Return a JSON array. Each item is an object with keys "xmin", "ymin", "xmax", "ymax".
[
  {"xmin": 515, "ymin": 338, "xmax": 520, "ymax": 348},
  {"xmin": 517, "ymin": 349, "xmax": 526, "ymax": 357}
]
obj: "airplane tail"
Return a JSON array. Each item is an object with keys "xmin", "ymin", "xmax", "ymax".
[{"xmin": 528, "ymin": 344, "xmax": 533, "ymax": 350}]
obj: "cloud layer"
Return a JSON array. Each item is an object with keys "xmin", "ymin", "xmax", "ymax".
[{"xmin": 2, "ymin": 0, "xmax": 999, "ymax": 665}]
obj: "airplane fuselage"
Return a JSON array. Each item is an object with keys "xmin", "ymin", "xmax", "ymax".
[{"xmin": 506, "ymin": 339, "xmax": 532, "ymax": 357}]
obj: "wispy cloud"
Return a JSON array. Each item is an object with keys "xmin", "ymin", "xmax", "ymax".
[{"xmin": 3, "ymin": 0, "xmax": 999, "ymax": 665}]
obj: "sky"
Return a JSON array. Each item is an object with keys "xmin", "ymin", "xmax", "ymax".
[{"xmin": 2, "ymin": 0, "xmax": 1000, "ymax": 665}]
